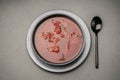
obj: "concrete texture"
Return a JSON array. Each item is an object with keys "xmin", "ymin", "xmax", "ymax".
[{"xmin": 0, "ymin": 0, "xmax": 120, "ymax": 80}]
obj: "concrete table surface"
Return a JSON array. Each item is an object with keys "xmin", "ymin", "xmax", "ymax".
[{"xmin": 0, "ymin": 0, "xmax": 120, "ymax": 80}]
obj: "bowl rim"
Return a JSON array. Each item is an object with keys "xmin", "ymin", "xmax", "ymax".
[{"xmin": 27, "ymin": 10, "xmax": 86, "ymax": 66}]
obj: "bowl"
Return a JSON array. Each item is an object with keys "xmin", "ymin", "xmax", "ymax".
[{"xmin": 27, "ymin": 10, "xmax": 85, "ymax": 66}]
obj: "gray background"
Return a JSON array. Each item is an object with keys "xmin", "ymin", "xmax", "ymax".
[{"xmin": 0, "ymin": 0, "xmax": 120, "ymax": 80}]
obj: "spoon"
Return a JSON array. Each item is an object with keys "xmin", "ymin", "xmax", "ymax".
[{"xmin": 91, "ymin": 16, "xmax": 103, "ymax": 69}]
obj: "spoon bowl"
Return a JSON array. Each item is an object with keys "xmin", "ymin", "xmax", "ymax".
[{"xmin": 91, "ymin": 16, "xmax": 102, "ymax": 35}]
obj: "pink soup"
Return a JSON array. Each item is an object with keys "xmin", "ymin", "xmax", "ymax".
[{"xmin": 34, "ymin": 16, "xmax": 83, "ymax": 64}]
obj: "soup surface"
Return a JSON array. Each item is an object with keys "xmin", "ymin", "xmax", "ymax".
[{"xmin": 34, "ymin": 16, "xmax": 83, "ymax": 64}]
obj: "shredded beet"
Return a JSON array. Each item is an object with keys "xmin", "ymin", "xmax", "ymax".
[
  {"xmin": 49, "ymin": 37, "xmax": 59, "ymax": 43},
  {"xmin": 42, "ymin": 32, "xmax": 48, "ymax": 39},
  {"xmin": 54, "ymin": 26, "xmax": 61, "ymax": 34},
  {"xmin": 53, "ymin": 21, "xmax": 62, "ymax": 34},
  {"xmin": 59, "ymin": 54, "xmax": 65, "ymax": 61},
  {"xmin": 71, "ymin": 32, "xmax": 76, "ymax": 36},
  {"xmin": 48, "ymin": 32, "xmax": 54, "ymax": 39},
  {"xmin": 51, "ymin": 45, "xmax": 60, "ymax": 53}
]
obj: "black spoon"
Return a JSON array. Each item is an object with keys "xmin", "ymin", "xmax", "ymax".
[{"xmin": 91, "ymin": 16, "xmax": 103, "ymax": 69}]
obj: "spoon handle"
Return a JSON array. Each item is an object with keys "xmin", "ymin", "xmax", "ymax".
[{"xmin": 95, "ymin": 35, "xmax": 99, "ymax": 69}]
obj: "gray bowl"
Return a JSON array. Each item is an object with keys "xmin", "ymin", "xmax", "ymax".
[{"xmin": 27, "ymin": 10, "xmax": 86, "ymax": 66}]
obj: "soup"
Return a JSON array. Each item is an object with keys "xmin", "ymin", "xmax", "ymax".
[{"xmin": 34, "ymin": 16, "xmax": 83, "ymax": 64}]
